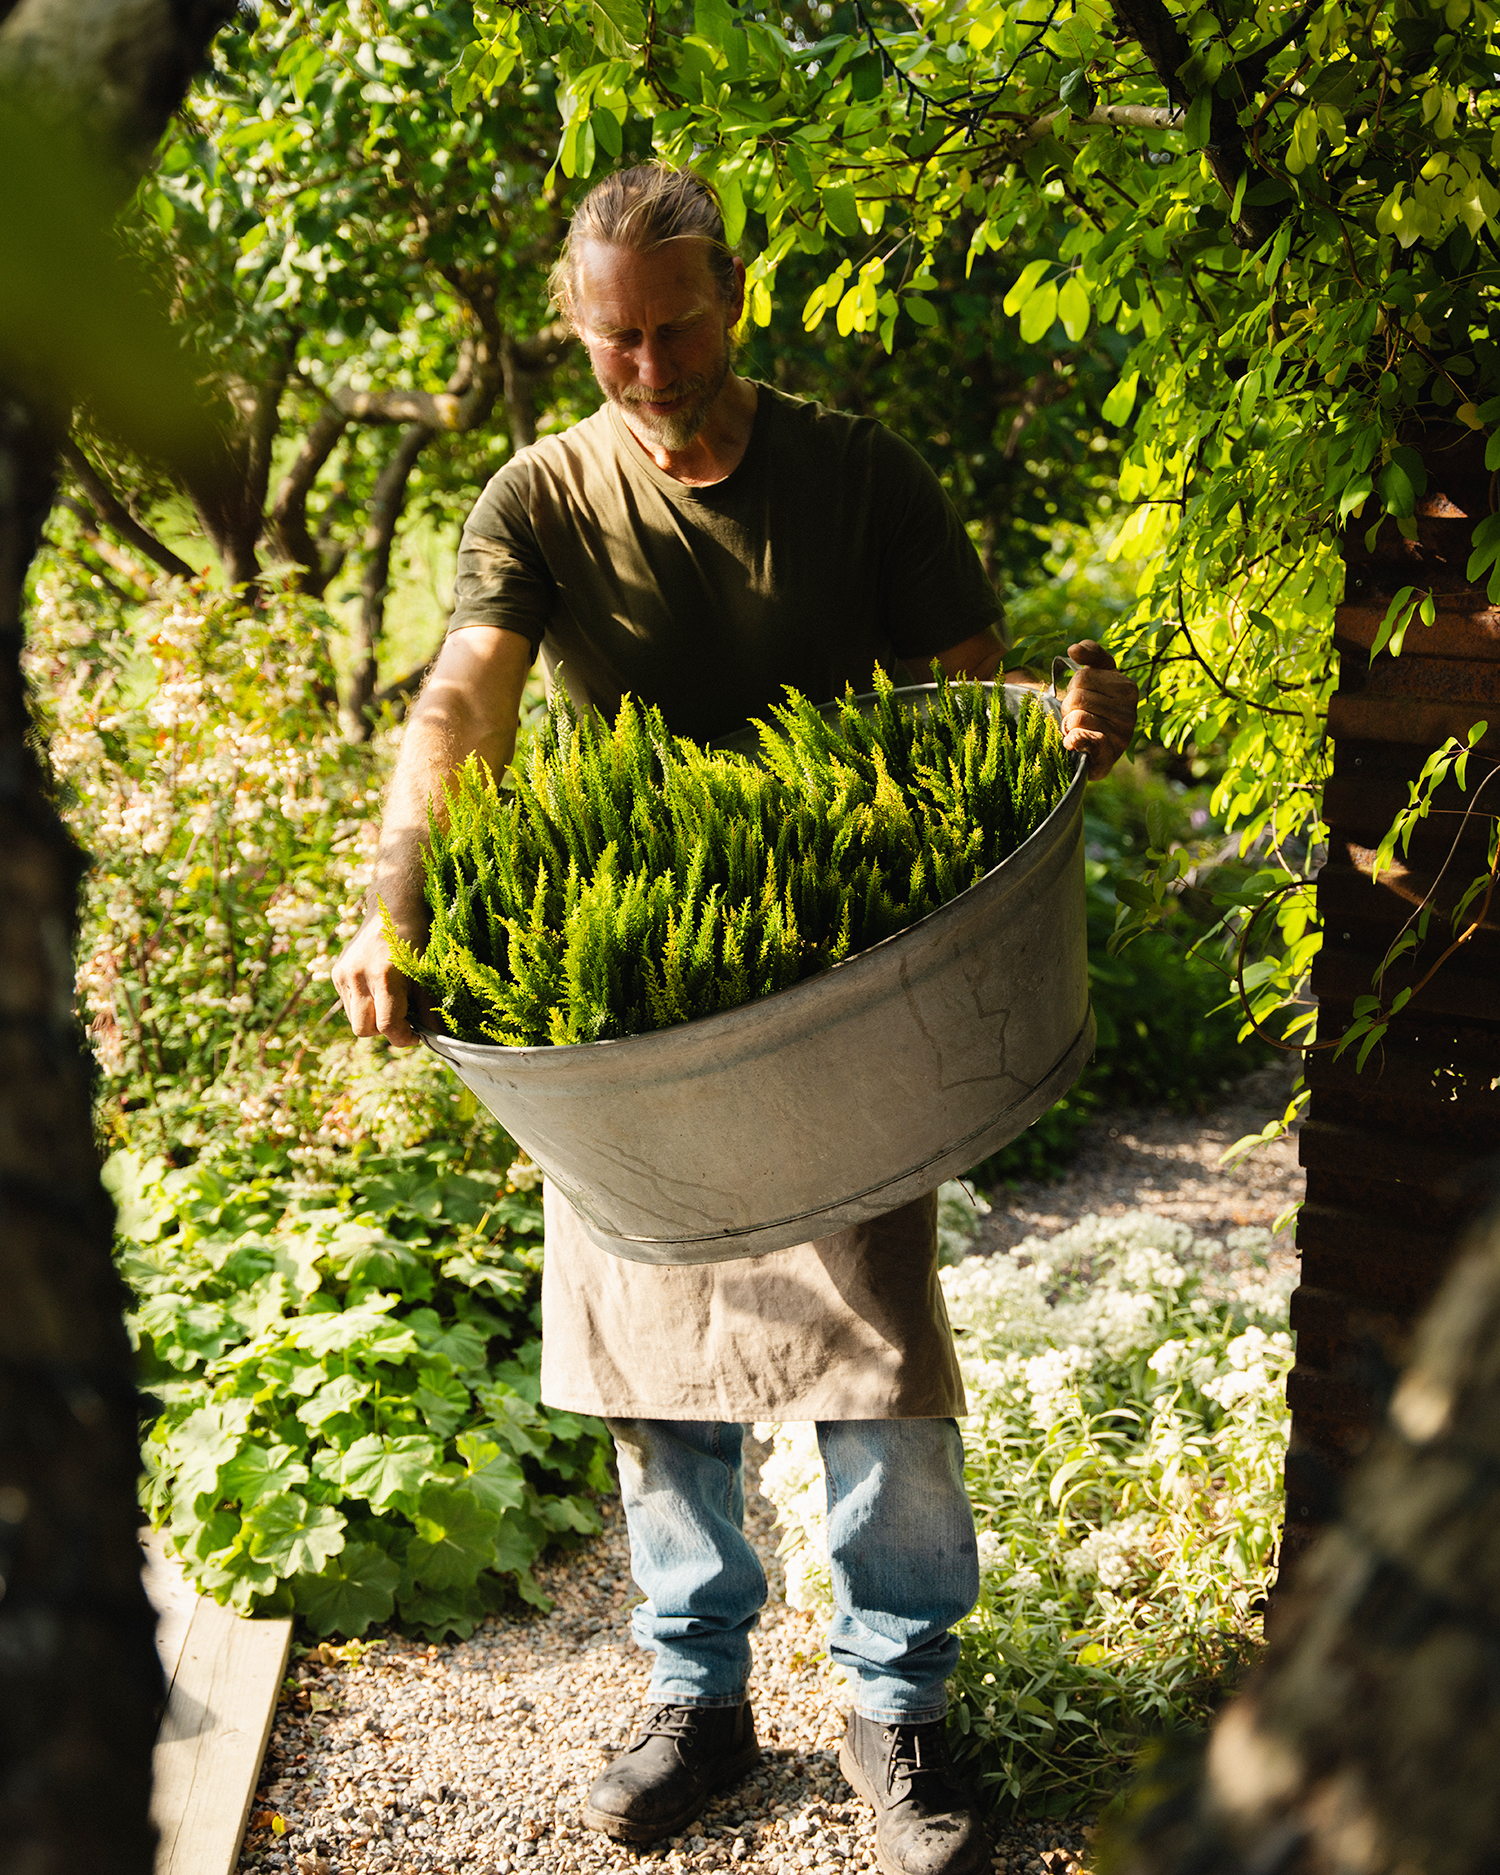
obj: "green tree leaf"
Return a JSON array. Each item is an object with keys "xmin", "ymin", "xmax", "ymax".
[
  {"xmin": 1057, "ymin": 275, "xmax": 1090, "ymax": 342},
  {"xmin": 1002, "ymin": 258, "xmax": 1050, "ymax": 317},
  {"xmin": 1100, "ymin": 371, "xmax": 1139, "ymax": 426},
  {"xmin": 1018, "ymin": 281, "xmax": 1059, "ymax": 345},
  {"xmin": 822, "ymin": 182, "xmax": 859, "ymax": 238}
]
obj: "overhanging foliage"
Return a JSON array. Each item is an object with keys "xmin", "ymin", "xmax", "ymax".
[{"xmin": 460, "ymin": 0, "xmax": 1500, "ymax": 1125}]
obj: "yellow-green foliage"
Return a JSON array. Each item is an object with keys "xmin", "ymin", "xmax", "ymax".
[{"xmin": 390, "ymin": 670, "xmax": 1073, "ymax": 1046}]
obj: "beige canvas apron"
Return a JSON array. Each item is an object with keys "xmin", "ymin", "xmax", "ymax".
[{"xmin": 538, "ymin": 1183, "xmax": 966, "ymax": 1422}]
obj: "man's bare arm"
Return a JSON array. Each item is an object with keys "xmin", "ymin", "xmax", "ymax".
[
  {"xmin": 931, "ymin": 627, "xmax": 1138, "ymax": 781},
  {"xmin": 332, "ymin": 626, "xmax": 534, "ymax": 1047}
]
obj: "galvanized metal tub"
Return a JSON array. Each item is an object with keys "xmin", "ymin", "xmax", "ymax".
[{"xmin": 421, "ymin": 682, "xmax": 1093, "ymax": 1264}]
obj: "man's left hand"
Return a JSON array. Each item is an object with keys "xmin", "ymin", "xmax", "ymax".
[{"xmin": 1059, "ymin": 640, "xmax": 1138, "ymax": 780}]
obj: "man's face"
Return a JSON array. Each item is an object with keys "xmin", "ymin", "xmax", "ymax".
[{"xmin": 571, "ymin": 238, "xmax": 743, "ymax": 452}]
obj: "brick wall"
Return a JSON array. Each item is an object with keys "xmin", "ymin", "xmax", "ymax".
[{"xmin": 1282, "ymin": 425, "xmax": 1500, "ymax": 1577}]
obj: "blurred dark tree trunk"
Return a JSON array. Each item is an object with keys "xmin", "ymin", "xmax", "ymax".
[{"xmin": 0, "ymin": 0, "xmax": 233, "ymax": 1866}]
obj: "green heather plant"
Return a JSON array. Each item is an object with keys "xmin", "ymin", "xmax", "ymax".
[{"xmin": 391, "ymin": 668, "xmax": 1074, "ymax": 1047}]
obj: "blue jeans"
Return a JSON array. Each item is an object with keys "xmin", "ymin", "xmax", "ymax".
[{"xmin": 606, "ymin": 1418, "xmax": 979, "ymax": 1724}]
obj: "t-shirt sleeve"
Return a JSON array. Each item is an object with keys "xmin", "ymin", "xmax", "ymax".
[
  {"xmin": 446, "ymin": 458, "xmax": 551, "ymax": 652},
  {"xmin": 871, "ymin": 428, "xmax": 1005, "ymax": 662}
]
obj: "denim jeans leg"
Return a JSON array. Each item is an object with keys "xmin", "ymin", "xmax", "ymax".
[
  {"xmin": 816, "ymin": 1418, "xmax": 980, "ymax": 1724},
  {"xmin": 608, "ymin": 1418, "xmax": 768, "ymax": 1709}
]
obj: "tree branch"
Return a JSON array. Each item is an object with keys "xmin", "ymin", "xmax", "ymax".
[
  {"xmin": 1236, "ymin": 0, "xmax": 1321, "ymax": 95},
  {"xmin": 185, "ymin": 346, "xmax": 295, "ymax": 589},
  {"xmin": 58, "ymin": 441, "xmax": 195, "ymax": 580},
  {"xmin": 512, "ymin": 321, "xmax": 572, "ymax": 373},
  {"xmin": 55, "ymin": 498, "xmax": 155, "ymax": 591},
  {"xmin": 346, "ymin": 421, "xmax": 432, "ymax": 736},
  {"xmin": 47, "ymin": 515, "xmax": 148, "ymax": 602},
  {"xmin": 244, "ymin": 343, "xmax": 293, "ymax": 526},
  {"xmin": 372, "ymin": 655, "xmax": 436, "ymax": 721},
  {"xmin": 1018, "ymin": 99, "xmax": 1185, "ymax": 146},
  {"xmin": 268, "ymin": 401, "xmax": 347, "ymax": 595},
  {"xmin": 500, "ymin": 321, "xmax": 573, "ymax": 452},
  {"xmin": 1108, "ymin": 0, "xmax": 1286, "ymax": 248},
  {"xmin": 330, "ymin": 385, "xmax": 473, "ymax": 427}
]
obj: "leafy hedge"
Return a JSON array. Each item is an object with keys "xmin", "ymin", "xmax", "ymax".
[{"xmin": 25, "ymin": 577, "xmax": 613, "ymax": 1637}]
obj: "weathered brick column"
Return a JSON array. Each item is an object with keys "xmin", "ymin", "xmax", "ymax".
[{"xmin": 1282, "ymin": 426, "xmax": 1500, "ymax": 1577}]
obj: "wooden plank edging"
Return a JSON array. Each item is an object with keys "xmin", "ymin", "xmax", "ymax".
[{"xmin": 143, "ymin": 1530, "xmax": 294, "ymax": 1875}]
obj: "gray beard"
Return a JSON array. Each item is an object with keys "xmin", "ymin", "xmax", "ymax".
[{"xmin": 615, "ymin": 341, "xmax": 731, "ymax": 451}]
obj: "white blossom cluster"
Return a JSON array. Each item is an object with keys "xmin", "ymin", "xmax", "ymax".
[
  {"xmin": 1060, "ymin": 1511, "xmax": 1155, "ymax": 1588},
  {"xmin": 26, "ymin": 578, "xmax": 392, "ymax": 1154},
  {"xmin": 752, "ymin": 1417, "xmax": 833, "ymax": 1612},
  {"xmin": 756, "ymin": 1208, "xmax": 1294, "ymax": 1678}
]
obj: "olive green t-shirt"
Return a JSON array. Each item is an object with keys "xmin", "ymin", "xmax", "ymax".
[{"xmin": 447, "ymin": 383, "xmax": 1002, "ymax": 743}]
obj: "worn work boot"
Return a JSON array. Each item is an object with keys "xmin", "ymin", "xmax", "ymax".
[
  {"xmin": 582, "ymin": 1702, "xmax": 760, "ymax": 1844},
  {"xmin": 839, "ymin": 1711, "xmax": 989, "ymax": 1875}
]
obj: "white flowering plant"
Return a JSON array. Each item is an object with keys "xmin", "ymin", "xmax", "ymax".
[
  {"xmin": 758, "ymin": 1206, "xmax": 1293, "ymax": 1816},
  {"xmin": 28, "ymin": 572, "xmax": 406, "ymax": 1155},
  {"xmin": 27, "ymin": 572, "xmax": 612, "ymax": 1635}
]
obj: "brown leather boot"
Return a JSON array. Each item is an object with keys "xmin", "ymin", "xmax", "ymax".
[{"xmin": 582, "ymin": 1702, "xmax": 760, "ymax": 1844}]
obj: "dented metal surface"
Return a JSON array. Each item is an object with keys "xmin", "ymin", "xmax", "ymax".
[{"xmin": 423, "ymin": 685, "xmax": 1095, "ymax": 1266}]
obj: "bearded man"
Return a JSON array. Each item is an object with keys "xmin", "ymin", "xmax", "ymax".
[{"xmin": 334, "ymin": 162, "xmax": 1138, "ymax": 1875}]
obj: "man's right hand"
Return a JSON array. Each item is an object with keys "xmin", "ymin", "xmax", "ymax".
[
  {"xmin": 333, "ymin": 913, "xmax": 419, "ymax": 1048},
  {"xmin": 331, "ymin": 625, "xmax": 535, "ymax": 1050}
]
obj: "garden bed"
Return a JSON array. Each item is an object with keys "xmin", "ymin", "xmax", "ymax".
[{"xmin": 233, "ymin": 1065, "xmax": 1300, "ymax": 1875}]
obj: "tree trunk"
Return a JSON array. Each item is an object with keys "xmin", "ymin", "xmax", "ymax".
[
  {"xmin": 268, "ymin": 401, "xmax": 348, "ymax": 595},
  {"xmin": 186, "ymin": 350, "xmax": 294, "ymax": 591},
  {"xmin": 346, "ymin": 420, "xmax": 432, "ymax": 737},
  {"xmin": 0, "ymin": 359, "xmax": 165, "ymax": 1875},
  {"xmin": 61, "ymin": 441, "xmax": 196, "ymax": 581},
  {"xmin": 502, "ymin": 333, "xmax": 541, "ymax": 450},
  {"xmin": 0, "ymin": 2, "xmax": 234, "ymax": 1867}
]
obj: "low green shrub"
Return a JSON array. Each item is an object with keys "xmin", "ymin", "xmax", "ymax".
[
  {"xmin": 115, "ymin": 1138, "xmax": 610, "ymax": 1638},
  {"xmin": 393, "ymin": 669, "xmax": 1073, "ymax": 1046},
  {"xmin": 27, "ymin": 574, "xmax": 383, "ymax": 1159},
  {"xmin": 757, "ymin": 1211, "xmax": 1292, "ymax": 1815}
]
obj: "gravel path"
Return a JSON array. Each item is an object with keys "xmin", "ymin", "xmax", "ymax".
[
  {"xmin": 972, "ymin": 1062, "xmax": 1303, "ymax": 1266},
  {"xmin": 236, "ymin": 1068, "xmax": 1303, "ymax": 1875}
]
